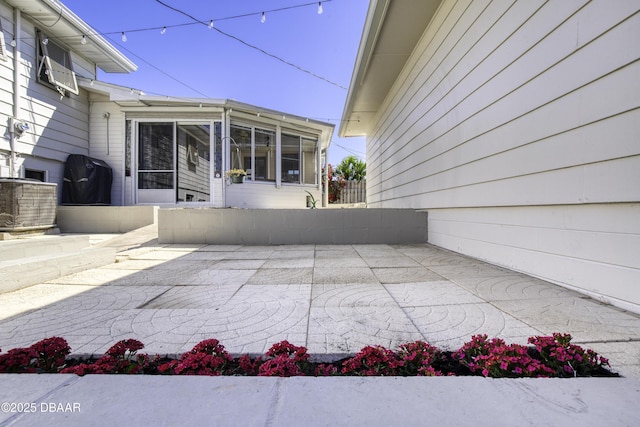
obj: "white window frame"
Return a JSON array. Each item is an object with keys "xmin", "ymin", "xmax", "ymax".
[
  {"xmin": 36, "ymin": 31, "xmax": 79, "ymax": 95},
  {"xmin": 0, "ymin": 19, "xmax": 8, "ymax": 62}
]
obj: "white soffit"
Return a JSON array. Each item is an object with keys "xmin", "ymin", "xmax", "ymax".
[
  {"xmin": 340, "ymin": 0, "xmax": 442, "ymax": 137},
  {"xmin": 6, "ymin": 0, "xmax": 136, "ymax": 73}
]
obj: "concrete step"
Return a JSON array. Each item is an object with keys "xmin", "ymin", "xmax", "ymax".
[
  {"xmin": 0, "ymin": 234, "xmax": 91, "ymax": 261},
  {"xmin": 0, "ymin": 247, "xmax": 116, "ymax": 293}
]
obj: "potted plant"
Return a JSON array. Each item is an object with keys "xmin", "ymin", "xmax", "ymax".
[{"xmin": 225, "ymin": 169, "xmax": 247, "ymax": 184}]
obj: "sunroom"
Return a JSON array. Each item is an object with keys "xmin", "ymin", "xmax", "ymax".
[{"xmin": 80, "ymin": 80, "xmax": 334, "ymax": 208}]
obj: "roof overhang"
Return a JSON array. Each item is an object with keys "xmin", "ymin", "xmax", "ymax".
[
  {"xmin": 339, "ymin": 0, "xmax": 441, "ymax": 137},
  {"xmin": 78, "ymin": 78, "xmax": 335, "ymax": 152},
  {"xmin": 5, "ymin": 0, "xmax": 137, "ymax": 73}
]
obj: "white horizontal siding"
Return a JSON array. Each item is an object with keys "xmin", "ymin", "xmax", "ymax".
[
  {"xmin": 12, "ymin": 18, "xmax": 90, "ymax": 167},
  {"xmin": 177, "ymin": 143, "xmax": 210, "ymax": 202},
  {"xmin": 364, "ymin": 0, "xmax": 640, "ymax": 311},
  {"xmin": 0, "ymin": 5, "xmax": 15, "ymax": 153},
  {"xmin": 428, "ymin": 204, "xmax": 640, "ymax": 312},
  {"xmin": 368, "ymin": 0, "xmax": 640, "ymax": 207},
  {"xmin": 88, "ymin": 101, "xmax": 125, "ymax": 205}
]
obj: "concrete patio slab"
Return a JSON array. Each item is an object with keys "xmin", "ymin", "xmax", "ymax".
[
  {"xmin": 450, "ymin": 274, "xmax": 582, "ymax": 301},
  {"xmin": 492, "ymin": 297, "xmax": 640, "ymax": 342},
  {"xmin": 372, "ymin": 266, "xmax": 445, "ymax": 283},
  {"xmin": 1, "ymin": 240, "xmax": 640, "ymax": 379},
  {"xmin": 404, "ymin": 304, "xmax": 543, "ymax": 349},
  {"xmin": 383, "ymin": 281, "xmax": 485, "ymax": 306},
  {"xmin": 312, "ymin": 267, "xmax": 380, "ymax": 284}
]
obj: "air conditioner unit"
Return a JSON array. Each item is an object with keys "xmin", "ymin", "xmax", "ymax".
[{"xmin": 0, "ymin": 179, "xmax": 57, "ymax": 231}]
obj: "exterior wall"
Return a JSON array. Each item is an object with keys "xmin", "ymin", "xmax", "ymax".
[
  {"xmin": 87, "ymin": 97, "xmax": 125, "ymax": 204},
  {"xmin": 225, "ymin": 183, "xmax": 320, "ymax": 209},
  {"xmin": 366, "ymin": 1, "xmax": 640, "ymax": 310},
  {"xmin": 0, "ymin": 4, "xmax": 15, "ymax": 177},
  {"xmin": 0, "ymin": 3, "xmax": 95, "ymax": 203}
]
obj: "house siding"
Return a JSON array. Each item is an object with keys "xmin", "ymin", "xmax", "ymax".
[
  {"xmin": 366, "ymin": 0, "xmax": 640, "ymax": 310},
  {"xmin": 0, "ymin": 7, "xmax": 14, "ymax": 169},
  {"xmin": 0, "ymin": 5, "xmax": 95, "ymax": 202},
  {"xmin": 88, "ymin": 99, "xmax": 125, "ymax": 205}
]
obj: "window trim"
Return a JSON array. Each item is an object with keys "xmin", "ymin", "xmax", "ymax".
[
  {"xmin": 230, "ymin": 122, "xmax": 276, "ymax": 182},
  {"xmin": 36, "ymin": 31, "xmax": 79, "ymax": 95},
  {"xmin": 0, "ymin": 19, "xmax": 8, "ymax": 62}
]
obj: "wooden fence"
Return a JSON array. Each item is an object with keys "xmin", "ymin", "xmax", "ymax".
[{"xmin": 336, "ymin": 180, "xmax": 366, "ymax": 204}]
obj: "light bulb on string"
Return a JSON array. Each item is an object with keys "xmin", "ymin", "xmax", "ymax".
[
  {"xmin": 42, "ymin": 37, "xmax": 49, "ymax": 45},
  {"xmin": 160, "ymin": 26, "xmax": 166, "ymax": 35},
  {"xmin": 10, "ymin": 38, "xmax": 16, "ymax": 47},
  {"xmin": 208, "ymin": 20, "xmax": 214, "ymax": 29},
  {"xmin": 318, "ymin": 2, "xmax": 323, "ymax": 14},
  {"xmin": 121, "ymin": 32, "xmax": 127, "ymax": 42},
  {"xmin": 261, "ymin": 12, "xmax": 266, "ymax": 23}
]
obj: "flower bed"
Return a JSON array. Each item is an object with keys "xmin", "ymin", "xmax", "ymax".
[{"xmin": 0, "ymin": 333, "xmax": 615, "ymax": 378}]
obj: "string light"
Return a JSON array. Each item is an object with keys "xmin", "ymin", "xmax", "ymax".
[
  {"xmin": 160, "ymin": 26, "xmax": 166, "ymax": 34},
  {"xmin": 261, "ymin": 12, "xmax": 266, "ymax": 23},
  {"xmin": 318, "ymin": 2, "xmax": 323, "ymax": 14},
  {"xmin": 29, "ymin": 0, "xmax": 344, "ymax": 95},
  {"xmin": 81, "ymin": 35, "xmax": 87, "ymax": 44},
  {"xmin": 10, "ymin": 38, "xmax": 16, "ymax": 47},
  {"xmin": 42, "ymin": 36, "xmax": 49, "ymax": 45}
]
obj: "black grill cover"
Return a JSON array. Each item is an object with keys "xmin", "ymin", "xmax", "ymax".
[{"xmin": 62, "ymin": 154, "xmax": 112, "ymax": 205}]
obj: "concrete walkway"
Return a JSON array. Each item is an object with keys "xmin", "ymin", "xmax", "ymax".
[{"xmin": 1, "ymin": 231, "xmax": 640, "ymax": 425}]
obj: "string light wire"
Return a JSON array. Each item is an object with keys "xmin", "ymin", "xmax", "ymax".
[{"xmin": 152, "ymin": 0, "xmax": 346, "ymax": 89}]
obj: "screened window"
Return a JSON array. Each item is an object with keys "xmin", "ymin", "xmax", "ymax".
[
  {"xmin": 138, "ymin": 123, "xmax": 174, "ymax": 189},
  {"xmin": 37, "ymin": 31, "xmax": 78, "ymax": 95},
  {"xmin": 282, "ymin": 133, "xmax": 318, "ymax": 185},
  {"xmin": 302, "ymin": 137, "xmax": 318, "ymax": 185},
  {"xmin": 281, "ymin": 134, "xmax": 300, "ymax": 183}
]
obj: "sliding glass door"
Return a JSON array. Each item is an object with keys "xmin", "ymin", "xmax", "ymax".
[{"xmin": 135, "ymin": 121, "xmax": 215, "ymax": 204}]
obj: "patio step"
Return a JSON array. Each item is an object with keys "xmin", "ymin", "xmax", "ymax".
[
  {"xmin": 0, "ymin": 234, "xmax": 91, "ymax": 262},
  {"xmin": 0, "ymin": 236, "xmax": 116, "ymax": 293}
]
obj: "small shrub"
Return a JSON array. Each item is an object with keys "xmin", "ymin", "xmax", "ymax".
[
  {"xmin": 528, "ymin": 333, "xmax": 610, "ymax": 377},
  {"xmin": 159, "ymin": 339, "xmax": 233, "ymax": 376},
  {"xmin": 396, "ymin": 341, "xmax": 444, "ymax": 376},
  {"xmin": 341, "ymin": 345, "xmax": 399, "ymax": 376},
  {"xmin": 258, "ymin": 341, "xmax": 309, "ymax": 377},
  {"xmin": 61, "ymin": 339, "xmax": 149, "ymax": 376},
  {"xmin": 454, "ymin": 335, "xmax": 555, "ymax": 378}
]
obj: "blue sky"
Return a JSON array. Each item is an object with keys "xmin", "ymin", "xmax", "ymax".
[{"xmin": 61, "ymin": 0, "xmax": 369, "ymax": 166}]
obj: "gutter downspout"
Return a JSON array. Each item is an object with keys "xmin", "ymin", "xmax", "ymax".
[{"xmin": 9, "ymin": 8, "xmax": 21, "ymax": 178}]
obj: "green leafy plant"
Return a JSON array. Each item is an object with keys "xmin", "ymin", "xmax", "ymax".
[
  {"xmin": 305, "ymin": 191, "xmax": 318, "ymax": 208},
  {"xmin": 335, "ymin": 155, "xmax": 366, "ymax": 182}
]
